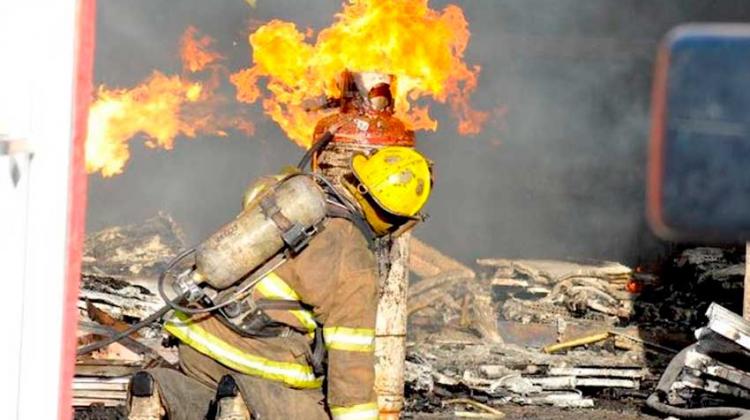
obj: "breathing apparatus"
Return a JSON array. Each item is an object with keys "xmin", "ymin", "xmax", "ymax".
[{"xmin": 76, "ymin": 131, "xmax": 432, "ymax": 357}]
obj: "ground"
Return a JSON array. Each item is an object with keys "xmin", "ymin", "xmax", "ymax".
[
  {"xmin": 76, "ymin": 405, "xmax": 658, "ymax": 420},
  {"xmin": 409, "ymin": 404, "xmax": 658, "ymax": 419},
  {"xmin": 77, "ymin": 400, "xmax": 660, "ymax": 420}
]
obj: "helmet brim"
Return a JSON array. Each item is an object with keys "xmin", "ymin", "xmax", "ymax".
[
  {"xmin": 350, "ymin": 153, "xmax": 368, "ymax": 184},
  {"xmin": 349, "ymin": 152, "xmax": 418, "ymax": 218}
]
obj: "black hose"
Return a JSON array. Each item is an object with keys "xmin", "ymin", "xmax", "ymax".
[
  {"xmin": 646, "ymin": 392, "xmax": 749, "ymax": 419},
  {"xmin": 156, "ymin": 247, "xmax": 216, "ymax": 315},
  {"xmin": 76, "ymin": 248, "xmax": 198, "ymax": 356},
  {"xmin": 155, "ymin": 248, "xmax": 228, "ymax": 314},
  {"xmin": 76, "ymin": 300, "xmax": 179, "ymax": 356},
  {"xmin": 79, "ymin": 321, "xmax": 155, "ymax": 355},
  {"xmin": 297, "ymin": 131, "xmax": 334, "ymax": 171},
  {"xmin": 157, "ymin": 246, "xmax": 288, "ymax": 315},
  {"xmin": 645, "ymin": 343, "xmax": 750, "ymax": 419}
]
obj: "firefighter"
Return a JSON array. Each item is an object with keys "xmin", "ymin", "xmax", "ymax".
[{"xmin": 127, "ymin": 145, "xmax": 432, "ymax": 420}]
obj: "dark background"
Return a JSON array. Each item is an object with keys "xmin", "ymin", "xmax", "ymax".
[{"xmin": 87, "ymin": 1, "xmax": 750, "ymax": 266}]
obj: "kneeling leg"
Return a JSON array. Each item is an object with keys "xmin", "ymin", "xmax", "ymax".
[{"xmin": 214, "ymin": 375, "xmax": 251, "ymax": 420}]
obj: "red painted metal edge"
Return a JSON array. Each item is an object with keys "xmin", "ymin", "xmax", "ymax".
[
  {"xmin": 59, "ymin": 0, "xmax": 95, "ymax": 418},
  {"xmin": 646, "ymin": 40, "xmax": 669, "ymax": 238}
]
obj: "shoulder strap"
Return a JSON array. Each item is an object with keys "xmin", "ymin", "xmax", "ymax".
[
  {"xmin": 255, "ymin": 299, "xmax": 306, "ymax": 311},
  {"xmin": 325, "ymin": 203, "xmax": 377, "ymax": 249}
]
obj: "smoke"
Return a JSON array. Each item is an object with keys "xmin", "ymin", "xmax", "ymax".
[{"xmin": 87, "ymin": 0, "xmax": 750, "ymax": 266}]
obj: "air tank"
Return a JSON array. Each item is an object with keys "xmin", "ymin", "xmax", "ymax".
[{"xmin": 194, "ymin": 175, "xmax": 327, "ymax": 290}]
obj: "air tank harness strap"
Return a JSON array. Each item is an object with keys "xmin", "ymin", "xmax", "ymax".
[
  {"xmin": 260, "ymin": 194, "xmax": 319, "ymax": 255},
  {"xmin": 218, "ymin": 298, "xmax": 327, "ymax": 376},
  {"xmin": 218, "ymin": 299, "xmax": 298, "ymax": 338},
  {"xmin": 255, "ymin": 299, "xmax": 306, "ymax": 311},
  {"xmin": 255, "ymin": 300, "xmax": 327, "ymax": 377},
  {"xmin": 257, "ymin": 299, "xmax": 327, "ymax": 377},
  {"xmin": 325, "ymin": 203, "xmax": 377, "ymax": 249},
  {"xmin": 254, "ymin": 300, "xmax": 325, "ymax": 376}
]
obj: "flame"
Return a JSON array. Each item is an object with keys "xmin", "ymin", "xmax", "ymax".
[
  {"xmin": 85, "ymin": 72, "xmax": 206, "ymax": 177},
  {"xmin": 85, "ymin": 1, "xmax": 488, "ymax": 177},
  {"xmin": 85, "ymin": 27, "xmax": 253, "ymax": 177},
  {"xmin": 180, "ymin": 26, "xmax": 223, "ymax": 73},
  {"xmin": 231, "ymin": 0, "xmax": 486, "ymax": 147}
]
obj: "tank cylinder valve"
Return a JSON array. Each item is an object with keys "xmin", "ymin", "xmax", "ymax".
[{"xmin": 173, "ymin": 269, "xmax": 205, "ymax": 303}]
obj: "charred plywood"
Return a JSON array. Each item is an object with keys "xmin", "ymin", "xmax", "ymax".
[
  {"xmin": 76, "ymin": 214, "xmax": 185, "ymax": 409},
  {"xmin": 82, "ymin": 212, "xmax": 186, "ymax": 282},
  {"xmin": 79, "ymin": 213, "xmax": 186, "ymax": 319}
]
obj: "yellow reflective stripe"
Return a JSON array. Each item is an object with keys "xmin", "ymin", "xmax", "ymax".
[
  {"xmin": 323, "ymin": 327, "xmax": 375, "ymax": 352},
  {"xmin": 255, "ymin": 273, "xmax": 317, "ymax": 332},
  {"xmin": 330, "ymin": 402, "xmax": 379, "ymax": 420},
  {"xmin": 165, "ymin": 312, "xmax": 322, "ymax": 389},
  {"xmin": 289, "ymin": 310, "xmax": 318, "ymax": 333},
  {"xmin": 255, "ymin": 272, "xmax": 300, "ymax": 299}
]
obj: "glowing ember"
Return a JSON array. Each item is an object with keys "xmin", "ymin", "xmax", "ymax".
[
  {"xmin": 231, "ymin": 0, "xmax": 486, "ymax": 147},
  {"xmin": 626, "ymin": 278, "xmax": 643, "ymax": 294},
  {"xmin": 85, "ymin": 72, "xmax": 206, "ymax": 177},
  {"xmin": 180, "ymin": 26, "xmax": 223, "ymax": 73}
]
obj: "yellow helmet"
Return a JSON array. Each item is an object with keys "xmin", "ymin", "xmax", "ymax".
[{"xmin": 350, "ymin": 146, "xmax": 432, "ymax": 218}]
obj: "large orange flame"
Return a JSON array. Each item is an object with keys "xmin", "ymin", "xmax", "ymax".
[
  {"xmin": 86, "ymin": 2, "xmax": 488, "ymax": 177},
  {"xmin": 85, "ymin": 72, "xmax": 206, "ymax": 177},
  {"xmin": 230, "ymin": 0, "xmax": 486, "ymax": 148},
  {"xmin": 86, "ymin": 27, "xmax": 237, "ymax": 177}
]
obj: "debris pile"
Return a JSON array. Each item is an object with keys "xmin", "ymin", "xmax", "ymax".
[
  {"xmin": 74, "ymin": 216, "xmax": 747, "ymax": 418},
  {"xmin": 75, "ymin": 214, "xmax": 183, "ymax": 408},
  {"xmin": 405, "ymin": 341, "xmax": 657, "ymax": 412},
  {"xmin": 403, "ymin": 246, "xmax": 744, "ymax": 415},
  {"xmin": 631, "ymin": 247, "xmax": 745, "ymax": 331},
  {"xmin": 490, "ymin": 258, "xmax": 635, "ymax": 325},
  {"xmin": 407, "ymin": 256, "xmax": 642, "ymax": 341},
  {"xmin": 404, "ymin": 251, "xmax": 672, "ymax": 414},
  {"xmin": 646, "ymin": 303, "xmax": 750, "ymax": 417}
]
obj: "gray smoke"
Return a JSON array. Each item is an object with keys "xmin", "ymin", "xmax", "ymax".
[{"xmin": 87, "ymin": 0, "xmax": 750, "ymax": 266}]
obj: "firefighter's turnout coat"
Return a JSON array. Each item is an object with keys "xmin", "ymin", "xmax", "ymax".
[{"xmin": 162, "ymin": 218, "xmax": 379, "ymax": 420}]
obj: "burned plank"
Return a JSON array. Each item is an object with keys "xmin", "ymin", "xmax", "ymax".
[
  {"xmin": 82, "ymin": 212, "xmax": 186, "ymax": 284},
  {"xmin": 407, "ymin": 237, "xmax": 475, "ymax": 320},
  {"xmin": 410, "ymin": 237, "xmax": 475, "ymax": 278},
  {"xmin": 72, "ymin": 377, "xmax": 130, "ymax": 408},
  {"xmin": 405, "ymin": 340, "xmax": 655, "ymax": 410}
]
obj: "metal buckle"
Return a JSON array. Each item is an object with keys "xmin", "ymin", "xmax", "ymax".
[
  {"xmin": 281, "ymin": 223, "xmax": 318, "ymax": 254},
  {"xmin": 173, "ymin": 269, "xmax": 204, "ymax": 302}
]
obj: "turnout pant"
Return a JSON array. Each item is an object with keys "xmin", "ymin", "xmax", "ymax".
[{"xmin": 144, "ymin": 344, "xmax": 330, "ymax": 420}]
